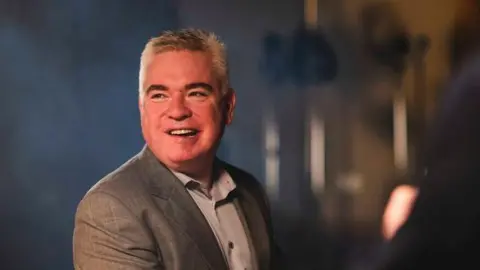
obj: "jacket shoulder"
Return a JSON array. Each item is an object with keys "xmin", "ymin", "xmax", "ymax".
[{"xmin": 82, "ymin": 153, "xmax": 149, "ymax": 203}]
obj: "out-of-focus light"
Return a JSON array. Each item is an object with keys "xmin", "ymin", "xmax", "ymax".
[
  {"xmin": 393, "ymin": 91, "xmax": 408, "ymax": 172},
  {"xmin": 309, "ymin": 108, "xmax": 325, "ymax": 196},
  {"xmin": 264, "ymin": 105, "xmax": 280, "ymax": 200}
]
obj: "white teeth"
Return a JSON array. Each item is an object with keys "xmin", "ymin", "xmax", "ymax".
[{"xmin": 169, "ymin": 129, "xmax": 196, "ymax": 135}]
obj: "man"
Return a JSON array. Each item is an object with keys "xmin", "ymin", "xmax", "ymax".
[
  {"xmin": 375, "ymin": 49, "xmax": 480, "ymax": 269},
  {"xmin": 73, "ymin": 29, "xmax": 281, "ymax": 270}
]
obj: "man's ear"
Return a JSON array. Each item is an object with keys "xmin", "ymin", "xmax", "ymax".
[{"xmin": 224, "ymin": 88, "xmax": 236, "ymax": 125}]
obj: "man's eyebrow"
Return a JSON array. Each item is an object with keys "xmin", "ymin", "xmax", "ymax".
[
  {"xmin": 146, "ymin": 84, "xmax": 168, "ymax": 94},
  {"xmin": 185, "ymin": 82, "xmax": 213, "ymax": 92}
]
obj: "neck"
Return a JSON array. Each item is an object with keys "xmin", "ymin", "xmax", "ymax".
[{"xmin": 178, "ymin": 155, "xmax": 217, "ymax": 188}]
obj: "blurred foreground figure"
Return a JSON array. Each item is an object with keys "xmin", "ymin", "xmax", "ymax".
[
  {"xmin": 73, "ymin": 29, "xmax": 282, "ymax": 270},
  {"xmin": 376, "ymin": 49, "xmax": 480, "ymax": 269}
]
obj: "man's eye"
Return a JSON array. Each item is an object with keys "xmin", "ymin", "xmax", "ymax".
[
  {"xmin": 189, "ymin": 91, "xmax": 208, "ymax": 97},
  {"xmin": 151, "ymin": 93, "xmax": 167, "ymax": 100}
]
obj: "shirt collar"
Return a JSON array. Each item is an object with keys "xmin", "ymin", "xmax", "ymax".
[{"xmin": 170, "ymin": 164, "xmax": 236, "ymax": 202}]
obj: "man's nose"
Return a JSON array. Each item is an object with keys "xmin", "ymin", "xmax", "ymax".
[{"xmin": 167, "ymin": 97, "xmax": 192, "ymax": 121}]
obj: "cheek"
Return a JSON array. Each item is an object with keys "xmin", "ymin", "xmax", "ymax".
[
  {"xmin": 142, "ymin": 107, "xmax": 164, "ymax": 131},
  {"xmin": 193, "ymin": 103, "xmax": 223, "ymax": 125}
]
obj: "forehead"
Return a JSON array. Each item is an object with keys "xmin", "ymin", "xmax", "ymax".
[{"xmin": 144, "ymin": 50, "xmax": 215, "ymax": 88}]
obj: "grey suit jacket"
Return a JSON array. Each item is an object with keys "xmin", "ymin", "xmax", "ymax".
[{"xmin": 73, "ymin": 146, "xmax": 282, "ymax": 270}]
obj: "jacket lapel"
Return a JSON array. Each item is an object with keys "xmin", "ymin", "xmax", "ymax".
[
  {"xmin": 230, "ymin": 180, "xmax": 271, "ymax": 270},
  {"xmin": 138, "ymin": 146, "xmax": 228, "ymax": 270}
]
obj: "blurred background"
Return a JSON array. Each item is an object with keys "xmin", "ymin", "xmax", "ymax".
[{"xmin": 1, "ymin": 0, "xmax": 479, "ymax": 269}]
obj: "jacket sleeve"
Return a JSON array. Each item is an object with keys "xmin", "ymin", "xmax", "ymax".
[{"xmin": 73, "ymin": 191, "xmax": 162, "ymax": 270}]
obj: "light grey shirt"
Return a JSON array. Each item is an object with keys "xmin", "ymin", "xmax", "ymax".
[{"xmin": 172, "ymin": 168, "xmax": 253, "ymax": 270}]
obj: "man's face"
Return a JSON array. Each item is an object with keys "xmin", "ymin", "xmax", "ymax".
[{"xmin": 140, "ymin": 50, "xmax": 235, "ymax": 175}]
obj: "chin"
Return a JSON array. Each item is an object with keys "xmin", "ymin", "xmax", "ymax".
[
  {"xmin": 168, "ymin": 155, "xmax": 197, "ymax": 165},
  {"xmin": 165, "ymin": 149, "xmax": 201, "ymax": 163},
  {"xmin": 169, "ymin": 149, "xmax": 214, "ymax": 167},
  {"xmin": 149, "ymin": 140, "xmax": 214, "ymax": 165}
]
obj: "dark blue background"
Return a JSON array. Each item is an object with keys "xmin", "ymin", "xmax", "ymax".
[{"xmin": 0, "ymin": 1, "xmax": 179, "ymax": 269}]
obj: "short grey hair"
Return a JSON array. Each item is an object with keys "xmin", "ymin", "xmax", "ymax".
[{"xmin": 138, "ymin": 28, "xmax": 230, "ymax": 102}]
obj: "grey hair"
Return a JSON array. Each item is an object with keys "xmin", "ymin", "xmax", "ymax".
[{"xmin": 138, "ymin": 28, "xmax": 230, "ymax": 102}]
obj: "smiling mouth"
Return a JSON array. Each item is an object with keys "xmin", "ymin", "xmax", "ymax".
[{"xmin": 167, "ymin": 129, "xmax": 199, "ymax": 137}]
